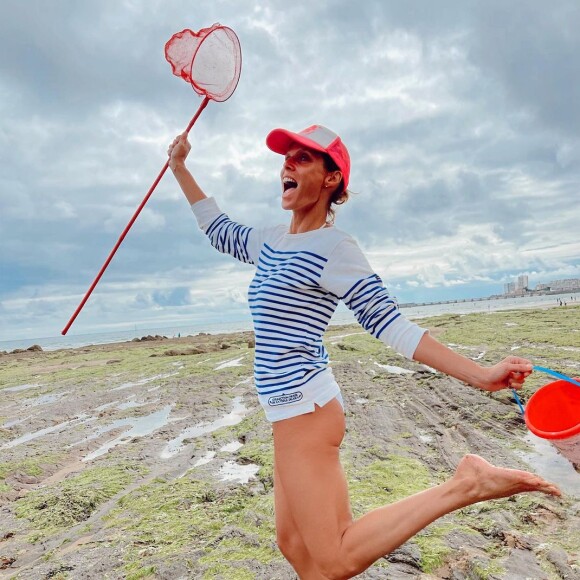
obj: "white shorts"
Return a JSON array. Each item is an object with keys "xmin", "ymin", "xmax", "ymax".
[{"xmin": 258, "ymin": 367, "xmax": 344, "ymax": 422}]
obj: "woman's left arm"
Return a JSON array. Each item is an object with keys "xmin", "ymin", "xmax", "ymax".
[{"xmin": 412, "ymin": 332, "xmax": 533, "ymax": 392}]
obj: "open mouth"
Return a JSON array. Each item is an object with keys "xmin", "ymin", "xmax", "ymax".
[{"xmin": 283, "ymin": 177, "xmax": 297, "ymax": 192}]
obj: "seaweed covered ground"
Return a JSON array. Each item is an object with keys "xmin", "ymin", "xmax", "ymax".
[{"xmin": 1, "ymin": 305, "xmax": 579, "ymax": 579}]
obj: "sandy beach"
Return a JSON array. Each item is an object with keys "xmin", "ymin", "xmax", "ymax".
[{"xmin": 1, "ymin": 305, "xmax": 579, "ymax": 579}]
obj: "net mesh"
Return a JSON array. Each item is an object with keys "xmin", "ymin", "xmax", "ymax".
[{"xmin": 165, "ymin": 23, "xmax": 241, "ymax": 102}]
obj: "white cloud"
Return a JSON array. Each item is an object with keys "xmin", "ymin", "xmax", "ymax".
[{"xmin": 1, "ymin": 0, "xmax": 579, "ymax": 341}]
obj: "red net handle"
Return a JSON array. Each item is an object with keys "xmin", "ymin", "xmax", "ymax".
[{"xmin": 61, "ymin": 97, "xmax": 210, "ymax": 335}]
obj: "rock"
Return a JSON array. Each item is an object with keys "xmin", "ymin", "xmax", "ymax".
[
  {"xmin": 539, "ymin": 546, "xmax": 578, "ymax": 579},
  {"xmin": 336, "ymin": 342, "xmax": 357, "ymax": 351},
  {"xmin": 385, "ymin": 543, "xmax": 422, "ymax": 569},
  {"xmin": 12, "ymin": 472, "xmax": 40, "ymax": 485},
  {"xmin": 502, "ymin": 548, "xmax": 550, "ymax": 579},
  {"xmin": 163, "ymin": 348, "xmax": 204, "ymax": 357},
  {"xmin": 0, "ymin": 556, "xmax": 16, "ymax": 570},
  {"xmin": 26, "ymin": 344, "xmax": 43, "ymax": 352},
  {"xmin": 247, "ymin": 338, "xmax": 255, "ymax": 348}
]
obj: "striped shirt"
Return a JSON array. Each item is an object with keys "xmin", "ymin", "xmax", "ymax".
[{"xmin": 192, "ymin": 197, "xmax": 426, "ymax": 421}]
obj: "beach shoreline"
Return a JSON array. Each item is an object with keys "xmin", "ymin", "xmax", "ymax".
[{"xmin": 1, "ymin": 306, "xmax": 579, "ymax": 578}]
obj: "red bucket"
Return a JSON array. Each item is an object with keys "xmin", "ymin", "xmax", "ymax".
[{"xmin": 525, "ymin": 378, "xmax": 580, "ymax": 466}]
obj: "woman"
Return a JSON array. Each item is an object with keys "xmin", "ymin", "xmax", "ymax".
[{"xmin": 168, "ymin": 125, "xmax": 560, "ymax": 580}]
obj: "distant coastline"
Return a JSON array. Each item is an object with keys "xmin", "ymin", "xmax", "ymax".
[
  {"xmin": 1, "ymin": 291, "xmax": 578, "ymax": 354},
  {"xmin": 399, "ymin": 287, "xmax": 580, "ymax": 309}
]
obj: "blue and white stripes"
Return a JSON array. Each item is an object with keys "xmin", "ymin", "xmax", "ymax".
[
  {"xmin": 205, "ymin": 213, "xmax": 255, "ymax": 265},
  {"xmin": 191, "ymin": 197, "xmax": 426, "ymax": 420},
  {"xmin": 249, "ymin": 243, "xmax": 339, "ymax": 397},
  {"xmin": 342, "ymin": 274, "xmax": 400, "ymax": 340}
]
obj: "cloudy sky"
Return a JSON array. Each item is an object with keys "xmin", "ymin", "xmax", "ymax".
[{"xmin": 1, "ymin": 0, "xmax": 579, "ymax": 341}]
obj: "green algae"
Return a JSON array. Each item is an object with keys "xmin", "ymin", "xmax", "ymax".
[
  {"xmin": 105, "ymin": 475, "xmax": 280, "ymax": 577},
  {"xmin": 199, "ymin": 538, "xmax": 277, "ymax": 579},
  {"xmin": 0, "ymin": 453, "xmax": 63, "ymax": 490},
  {"xmin": 15, "ymin": 462, "xmax": 147, "ymax": 540},
  {"xmin": 423, "ymin": 306, "xmax": 580, "ymax": 351},
  {"xmin": 413, "ymin": 523, "xmax": 454, "ymax": 573},
  {"xmin": 346, "ymin": 454, "xmax": 433, "ymax": 514},
  {"xmin": 0, "ymin": 339, "xmax": 256, "ymax": 405},
  {"xmin": 3, "ymin": 310, "xmax": 579, "ymax": 577},
  {"xmin": 200, "ymin": 563, "xmax": 255, "ymax": 580},
  {"xmin": 344, "ymin": 454, "xmax": 460, "ymax": 574}
]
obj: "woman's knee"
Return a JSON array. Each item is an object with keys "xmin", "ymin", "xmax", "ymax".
[
  {"xmin": 276, "ymin": 525, "xmax": 307, "ymax": 563},
  {"xmin": 313, "ymin": 554, "xmax": 359, "ymax": 580}
]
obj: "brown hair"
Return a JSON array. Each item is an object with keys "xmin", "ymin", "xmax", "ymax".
[{"xmin": 323, "ymin": 154, "xmax": 349, "ymax": 223}]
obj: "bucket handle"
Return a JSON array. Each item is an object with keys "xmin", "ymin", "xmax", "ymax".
[
  {"xmin": 533, "ymin": 365, "xmax": 580, "ymax": 388},
  {"xmin": 510, "ymin": 365, "xmax": 580, "ymax": 417},
  {"xmin": 511, "ymin": 389, "xmax": 525, "ymax": 415}
]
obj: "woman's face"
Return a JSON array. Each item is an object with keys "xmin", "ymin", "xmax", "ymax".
[{"xmin": 280, "ymin": 145, "xmax": 330, "ymax": 213}]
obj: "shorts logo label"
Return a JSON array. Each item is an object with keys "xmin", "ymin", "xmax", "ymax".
[{"xmin": 268, "ymin": 392, "xmax": 303, "ymax": 406}]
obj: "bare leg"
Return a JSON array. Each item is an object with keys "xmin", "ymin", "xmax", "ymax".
[
  {"xmin": 274, "ymin": 464, "xmax": 327, "ymax": 579},
  {"xmin": 273, "ymin": 398, "xmax": 561, "ymax": 580}
]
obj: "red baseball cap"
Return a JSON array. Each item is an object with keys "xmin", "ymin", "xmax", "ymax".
[{"xmin": 266, "ymin": 125, "xmax": 350, "ymax": 190}]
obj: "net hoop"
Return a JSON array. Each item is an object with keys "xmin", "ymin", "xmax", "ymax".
[{"xmin": 165, "ymin": 23, "xmax": 242, "ymax": 103}]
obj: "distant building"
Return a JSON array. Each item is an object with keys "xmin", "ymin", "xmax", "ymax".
[
  {"xmin": 504, "ymin": 282, "xmax": 516, "ymax": 295},
  {"xmin": 504, "ymin": 277, "xmax": 580, "ymax": 295},
  {"xmin": 517, "ymin": 275, "xmax": 529, "ymax": 292},
  {"xmin": 549, "ymin": 279, "xmax": 580, "ymax": 291}
]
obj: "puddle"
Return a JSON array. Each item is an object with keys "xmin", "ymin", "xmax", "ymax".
[
  {"xmin": 215, "ymin": 356, "xmax": 247, "ymax": 371},
  {"xmin": 220, "ymin": 441, "xmax": 243, "ymax": 453},
  {"xmin": 82, "ymin": 406, "xmax": 174, "ymax": 462},
  {"xmin": 160, "ymin": 397, "xmax": 248, "ymax": 459},
  {"xmin": 194, "ymin": 451, "xmax": 216, "ymax": 467},
  {"xmin": 219, "ymin": 460, "xmax": 259, "ymax": 483},
  {"xmin": 23, "ymin": 392, "xmax": 70, "ymax": 408},
  {"xmin": 373, "ymin": 362, "xmax": 414, "ymax": 375},
  {"xmin": 111, "ymin": 371, "xmax": 178, "ymax": 391},
  {"xmin": 4, "ymin": 383, "xmax": 41, "ymax": 393},
  {"xmin": 518, "ymin": 432, "xmax": 580, "ymax": 497},
  {"xmin": 2, "ymin": 415, "xmax": 94, "ymax": 449}
]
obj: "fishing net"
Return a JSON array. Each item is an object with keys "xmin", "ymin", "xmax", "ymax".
[
  {"xmin": 165, "ymin": 23, "xmax": 241, "ymax": 102},
  {"xmin": 62, "ymin": 24, "xmax": 242, "ymax": 335}
]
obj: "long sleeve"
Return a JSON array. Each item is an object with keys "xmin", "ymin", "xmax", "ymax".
[
  {"xmin": 320, "ymin": 236, "xmax": 427, "ymax": 359},
  {"xmin": 191, "ymin": 197, "xmax": 260, "ymax": 265}
]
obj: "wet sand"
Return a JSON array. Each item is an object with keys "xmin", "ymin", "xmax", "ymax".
[{"xmin": 1, "ymin": 306, "xmax": 579, "ymax": 579}]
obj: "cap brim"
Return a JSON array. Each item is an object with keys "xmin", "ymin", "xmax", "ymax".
[{"xmin": 266, "ymin": 128, "xmax": 328, "ymax": 156}]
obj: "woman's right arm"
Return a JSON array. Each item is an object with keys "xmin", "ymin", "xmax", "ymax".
[
  {"xmin": 168, "ymin": 133, "xmax": 207, "ymax": 205},
  {"xmin": 168, "ymin": 133, "xmax": 260, "ymax": 266}
]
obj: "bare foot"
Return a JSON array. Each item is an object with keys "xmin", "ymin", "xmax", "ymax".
[{"xmin": 453, "ymin": 454, "xmax": 561, "ymax": 504}]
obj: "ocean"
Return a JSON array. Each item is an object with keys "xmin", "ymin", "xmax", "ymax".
[{"xmin": 1, "ymin": 292, "xmax": 576, "ymax": 353}]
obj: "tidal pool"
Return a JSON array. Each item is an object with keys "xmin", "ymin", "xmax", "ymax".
[
  {"xmin": 160, "ymin": 397, "xmax": 248, "ymax": 459},
  {"xmin": 518, "ymin": 432, "xmax": 580, "ymax": 497},
  {"xmin": 82, "ymin": 406, "xmax": 175, "ymax": 462}
]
